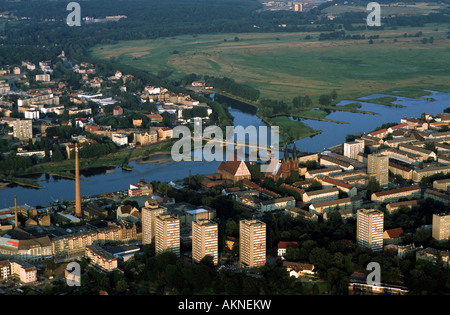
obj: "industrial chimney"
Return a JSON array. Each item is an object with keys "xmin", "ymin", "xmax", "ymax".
[{"xmin": 75, "ymin": 143, "xmax": 82, "ymax": 218}]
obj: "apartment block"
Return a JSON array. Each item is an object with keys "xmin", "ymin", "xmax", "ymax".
[
  {"xmin": 85, "ymin": 244, "xmax": 118, "ymax": 272},
  {"xmin": 343, "ymin": 141, "xmax": 364, "ymax": 160},
  {"xmin": 142, "ymin": 202, "xmax": 166, "ymax": 245},
  {"xmin": 302, "ymin": 187, "xmax": 339, "ymax": 204},
  {"xmin": 5, "ymin": 119, "xmax": 33, "ymax": 140},
  {"xmin": 432, "ymin": 213, "xmax": 450, "ymax": 241},
  {"xmin": 412, "ymin": 165, "xmax": 450, "ymax": 182},
  {"xmin": 192, "ymin": 219, "xmax": 218, "ymax": 265},
  {"xmin": 357, "ymin": 209, "xmax": 384, "ymax": 252},
  {"xmin": 367, "ymin": 153, "xmax": 389, "ymax": 186},
  {"xmin": 155, "ymin": 214, "xmax": 180, "ymax": 257},
  {"xmin": 239, "ymin": 219, "xmax": 266, "ymax": 268},
  {"xmin": 371, "ymin": 185, "xmax": 421, "ymax": 203}
]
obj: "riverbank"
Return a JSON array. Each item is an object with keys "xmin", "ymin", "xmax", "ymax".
[{"xmin": 0, "ymin": 140, "xmax": 177, "ymax": 189}]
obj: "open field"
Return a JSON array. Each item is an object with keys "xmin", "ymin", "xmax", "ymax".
[
  {"xmin": 90, "ymin": 21, "xmax": 450, "ymax": 142},
  {"xmin": 90, "ymin": 23, "xmax": 450, "ymax": 105}
]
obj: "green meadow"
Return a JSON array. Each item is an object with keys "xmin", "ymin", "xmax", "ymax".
[
  {"xmin": 89, "ymin": 19, "xmax": 450, "ymax": 142},
  {"xmin": 90, "ymin": 23, "xmax": 450, "ymax": 104}
]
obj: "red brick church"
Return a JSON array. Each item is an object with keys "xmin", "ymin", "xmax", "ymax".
[{"xmin": 266, "ymin": 143, "xmax": 299, "ymax": 181}]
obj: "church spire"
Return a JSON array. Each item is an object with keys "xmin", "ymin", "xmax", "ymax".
[
  {"xmin": 292, "ymin": 142, "xmax": 297, "ymax": 161},
  {"xmin": 283, "ymin": 145, "xmax": 289, "ymax": 161}
]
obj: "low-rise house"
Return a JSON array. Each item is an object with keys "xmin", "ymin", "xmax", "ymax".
[
  {"xmin": 401, "ymin": 117, "xmax": 428, "ymax": 131},
  {"xmin": 368, "ymin": 128, "xmax": 387, "ymax": 139},
  {"xmin": 277, "ymin": 241, "xmax": 298, "ymax": 257},
  {"xmin": 387, "ymin": 123, "xmax": 408, "ymax": 133},
  {"xmin": 383, "ymin": 227, "xmax": 404, "ymax": 244},
  {"xmin": 283, "ymin": 261, "xmax": 316, "ymax": 278}
]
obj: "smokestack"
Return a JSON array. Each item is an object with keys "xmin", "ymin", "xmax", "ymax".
[
  {"xmin": 75, "ymin": 143, "xmax": 82, "ymax": 218},
  {"xmin": 14, "ymin": 195, "xmax": 18, "ymax": 228}
]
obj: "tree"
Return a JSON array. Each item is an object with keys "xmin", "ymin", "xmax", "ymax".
[{"xmin": 319, "ymin": 94, "xmax": 332, "ymax": 106}]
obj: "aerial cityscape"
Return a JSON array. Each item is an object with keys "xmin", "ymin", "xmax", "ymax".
[{"xmin": 0, "ymin": 0, "xmax": 449, "ymax": 304}]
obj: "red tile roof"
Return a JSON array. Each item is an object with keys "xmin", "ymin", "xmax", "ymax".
[{"xmin": 384, "ymin": 227, "xmax": 404, "ymax": 239}]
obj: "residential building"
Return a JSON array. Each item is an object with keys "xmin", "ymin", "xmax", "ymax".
[
  {"xmin": 357, "ymin": 208, "xmax": 384, "ymax": 252},
  {"xmin": 192, "ymin": 219, "xmax": 218, "ymax": 265},
  {"xmin": 398, "ymin": 144, "xmax": 436, "ymax": 161},
  {"xmin": 386, "ymin": 200, "xmax": 418, "ymax": 214},
  {"xmin": 432, "ymin": 213, "xmax": 450, "ymax": 241},
  {"xmin": 141, "ymin": 201, "xmax": 166, "ymax": 245},
  {"xmin": 302, "ymin": 187, "xmax": 339, "ymax": 204},
  {"xmin": 5, "ymin": 119, "xmax": 33, "ymax": 140},
  {"xmin": 309, "ymin": 196, "xmax": 362, "ymax": 216},
  {"xmin": 433, "ymin": 178, "xmax": 450, "ymax": 192},
  {"xmin": 259, "ymin": 196, "xmax": 296, "ymax": 212},
  {"xmin": 383, "ymin": 227, "xmax": 404, "ymax": 244},
  {"xmin": 413, "ymin": 165, "xmax": 450, "ymax": 182},
  {"xmin": 283, "ymin": 261, "xmax": 316, "ymax": 278},
  {"xmin": 35, "ymin": 73, "xmax": 51, "ymax": 82},
  {"xmin": 10, "ymin": 260, "xmax": 37, "ymax": 283},
  {"xmin": 85, "ymin": 245, "xmax": 118, "ymax": 272},
  {"xmin": 155, "ymin": 214, "xmax": 180, "ymax": 257},
  {"xmin": 112, "ymin": 133, "xmax": 128, "ymax": 146},
  {"xmin": 277, "ymin": 241, "xmax": 298, "ymax": 257},
  {"xmin": 305, "ymin": 166, "xmax": 342, "ymax": 179},
  {"xmin": 343, "ymin": 141, "xmax": 365, "ymax": 160},
  {"xmin": 423, "ymin": 189, "xmax": 450, "ymax": 205},
  {"xmin": 239, "ymin": 219, "xmax": 266, "ymax": 268},
  {"xmin": 284, "ymin": 205, "xmax": 318, "ymax": 222},
  {"xmin": 367, "ymin": 153, "xmax": 389, "ymax": 186},
  {"xmin": 371, "ymin": 185, "xmax": 421, "ymax": 203}
]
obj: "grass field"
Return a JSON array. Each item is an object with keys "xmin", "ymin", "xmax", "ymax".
[
  {"xmin": 89, "ymin": 18, "xmax": 450, "ymax": 142},
  {"xmin": 90, "ymin": 23, "xmax": 450, "ymax": 105}
]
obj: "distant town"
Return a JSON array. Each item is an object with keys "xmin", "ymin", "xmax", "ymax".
[{"xmin": 0, "ymin": 49, "xmax": 450, "ymax": 296}]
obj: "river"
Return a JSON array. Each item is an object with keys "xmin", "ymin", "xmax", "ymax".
[{"xmin": 1, "ymin": 90, "xmax": 450, "ymax": 208}]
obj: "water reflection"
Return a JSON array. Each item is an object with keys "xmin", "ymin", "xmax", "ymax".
[{"xmin": 1, "ymin": 90, "xmax": 450, "ymax": 207}]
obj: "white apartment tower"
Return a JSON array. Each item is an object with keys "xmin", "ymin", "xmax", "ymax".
[
  {"xmin": 239, "ymin": 219, "xmax": 266, "ymax": 267},
  {"xmin": 192, "ymin": 219, "xmax": 218, "ymax": 265},
  {"xmin": 432, "ymin": 213, "xmax": 450, "ymax": 241},
  {"xmin": 344, "ymin": 140, "xmax": 364, "ymax": 160},
  {"xmin": 155, "ymin": 214, "xmax": 180, "ymax": 257},
  {"xmin": 141, "ymin": 202, "xmax": 166, "ymax": 245},
  {"xmin": 357, "ymin": 209, "xmax": 384, "ymax": 252}
]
